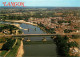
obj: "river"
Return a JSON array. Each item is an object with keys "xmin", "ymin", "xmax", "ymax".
[{"xmin": 0, "ymin": 21, "xmax": 58, "ymax": 57}]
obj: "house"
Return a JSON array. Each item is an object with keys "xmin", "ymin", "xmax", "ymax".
[{"xmin": 2, "ymin": 29, "xmax": 10, "ymax": 34}]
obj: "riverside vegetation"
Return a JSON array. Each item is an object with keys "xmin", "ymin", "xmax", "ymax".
[
  {"xmin": 0, "ymin": 24, "xmax": 22, "ymax": 57},
  {"xmin": 38, "ymin": 23, "xmax": 80, "ymax": 57},
  {"xmin": 0, "ymin": 7, "xmax": 80, "ymax": 57}
]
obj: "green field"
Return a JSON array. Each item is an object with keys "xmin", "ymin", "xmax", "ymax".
[{"xmin": 6, "ymin": 39, "xmax": 21, "ymax": 57}]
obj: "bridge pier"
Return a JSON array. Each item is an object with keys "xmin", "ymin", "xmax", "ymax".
[
  {"xmin": 22, "ymin": 38, "xmax": 24, "ymax": 40},
  {"xmin": 26, "ymin": 38, "xmax": 31, "ymax": 42},
  {"xmin": 15, "ymin": 30, "xmax": 19, "ymax": 35},
  {"xmin": 28, "ymin": 28, "xmax": 29, "ymax": 32},
  {"xmin": 42, "ymin": 37, "xmax": 47, "ymax": 41},
  {"xmin": 51, "ymin": 36, "xmax": 56, "ymax": 39},
  {"xmin": 34, "ymin": 28, "xmax": 36, "ymax": 31}
]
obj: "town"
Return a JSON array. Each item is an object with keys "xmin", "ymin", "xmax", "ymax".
[{"xmin": 0, "ymin": 7, "xmax": 80, "ymax": 57}]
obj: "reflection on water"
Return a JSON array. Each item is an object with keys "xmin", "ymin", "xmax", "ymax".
[
  {"xmin": 20, "ymin": 23, "xmax": 52, "ymax": 41},
  {"xmin": 20, "ymin": 23, "xmax": 46, "ymax": 34},
  {"xmin": 23, "ymin": 44, "xmax": 57, "ymax": 57}
]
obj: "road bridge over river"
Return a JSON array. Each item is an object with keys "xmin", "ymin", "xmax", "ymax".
[{"xmin": 0, "ymin": 33, "xmax": 79, "ymax": 37}]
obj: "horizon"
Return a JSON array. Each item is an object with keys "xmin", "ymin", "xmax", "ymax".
[{"xmin": 0, "ymin": 6, "xmax": 80, "ymax": 8}]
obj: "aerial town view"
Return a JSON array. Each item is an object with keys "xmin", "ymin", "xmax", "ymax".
[{"xmin": 0, "ymin": 0, "xmax": 80, "ymax": 57}]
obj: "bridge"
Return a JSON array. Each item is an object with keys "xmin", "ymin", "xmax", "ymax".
[{"xmin": 0, "ymin": 33, "xmax": 79, "ymax": 37}]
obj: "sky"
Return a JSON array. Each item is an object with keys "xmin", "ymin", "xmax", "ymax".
[{"xmin": 0, "ymin": 0, "xmax": 80, "ymax": 7}]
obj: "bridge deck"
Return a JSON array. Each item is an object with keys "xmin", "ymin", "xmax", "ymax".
[{"xmin": 0, "ymin": 33, "xmax": 79, "ymax": 37}]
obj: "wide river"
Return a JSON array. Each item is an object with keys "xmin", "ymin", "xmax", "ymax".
[{"xmin": 0, "ymin": 21, "xmax": 58, "ymax": 57}]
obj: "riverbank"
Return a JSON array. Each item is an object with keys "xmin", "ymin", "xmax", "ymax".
[
  {"xmin": 0, "ymin": 22, "xmax": 24, "ymax": 57},
  {"xmin": 5, "ymin": 20, "xmax": 37, "ymax": 26},
  {"xmin": 11, "ymin": 24, "xmax": 28, "ymax": 31},
  {"xmin": 16, "ymin": 40, "xmax": 24, "ymax": 57},
  {"xmin": 0, "ymin": 39, "xmax": 17, "ymax": 57},
  {"xmin": 37, "ymin": 25, "xmax": 50, "ymax": 34},
  {"xmin": 1, "ymin": 21, "xmax": 57, "ymax": 57}
]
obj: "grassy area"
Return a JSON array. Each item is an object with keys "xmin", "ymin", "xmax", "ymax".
[
  {"xmin": 0, "ymin": 51, "xmax": 7, "ymax": 56},
  {"xmin": 1, "ymin": 39, "xmax": 16, "ymax": 51},
  {"xmin": 0, "ymin": 24, "xmax": 5, "ymax": 27},
  {"xmin": 0, "ymin": 38, "xmax": 6, "ymax": 43},
  {"xmin": 6, "ymin": 39, "xmax": 21, "ymax": 57},
  {"xmin": 24, "ymin": 41, "xmax": 54, "ymax": 45}
]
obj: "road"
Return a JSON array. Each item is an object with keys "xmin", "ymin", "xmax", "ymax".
[{"xmin": 0, "ymin": 33, "xmax": 80, "ymax": 37}]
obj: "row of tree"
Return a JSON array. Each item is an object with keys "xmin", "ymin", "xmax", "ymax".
[
  {"xmin": 54, "ymin": 35, "xmax": 78, "ymax": 56},
  {"xmin": 38, "ymin": 23, "xmax": 56, "ymax": 34},
  {"xmin": 1, "ymin": 39, "xmax": 16, "ymax": 51}
]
